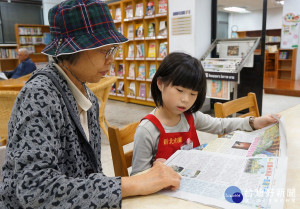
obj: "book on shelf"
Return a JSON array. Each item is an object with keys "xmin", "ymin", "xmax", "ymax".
[
  {"xmin": 159, "ymin": 42, "xmax": 167, "ymax": 58},
  {"xmin": 19, "ymin": 36, "xmax": 44, "ymax": 45},
  {"xmin": 128, "ymin": 44, "xmax": 134, "ymax": 58},
  {"xmin": 158, "ymin": 0, "xmax": 167, "ymax": 14},
  {"xmin": 109, "ymin": 64, "xmax": 115, "ymax": 76},
  {"xmin": 117, "ymin": 63, "xmax": 124, "ymax": 77},
  {"xmin": 147, "ymin": 88, "xmax": 153, "ymax": 101},
  {"xmin": 117, "ymin": 81, "xmax": 124, "ymax": 95},
  {"xmin": 115, "ymin": 7, "xmax": 121, "ymax": 20},
  {"xmin": 127, "ymin": 24, "xmax": 134, "ymax": 39},
  {"xmin": 23, "ymin": 45, "xmax": 35, "ymax": 54},
  {"xmin": 117, "ymin": 25, "xmax": 123, "ymax": 34},
  {"xmin": 136, "ymin": 43, "xmax": 145, "ymax": 58},
  {"xmin": 0, "ymin": 48, "xmax": 17, "ymax": 58},
  {"xmin": 18, "ymin": 27, "xmax": 42, "ymax": 35},
  {"xmin": 43, "ymin": 33, "xmax": 51, "ymax": 45},
  {"xmin": 148, "ymin": 64, "xmax": 156, "ymax": 79},
  {"xmin": 148, "ymin": 42, "xmax": 156, "ymax": 58},
  {"xmin": 146, "ymin": 1, "xmax": 155, "ymax": 16},
  {"xmin": 139, "ymin": 83, "xmax": 146, "ymax": 98},
  {"xmin": 135, "ymin": 3, "xmax": 143, "ymax": 17},
  {"xmin": 148, "ymin": 22, "xmax": 155, "ymax": 37},
  {"xmin": 125, "ymin": 4, "xmax": 133, "ymax": 18},
  {"xmin": 279, "ymin": 51, "xmax": 289, "ymax": 59},
  {"xmin": 128, "ymin": 63, "xmax": 135, "ymax": 79},
  {"xmin": 159, "ymin": 21, "xmax": 167, "ymax": 36},
  {"xmin": 117, "ymin": 45, "xmax": 123, "ymax": 58},
  {"xmin": 137, "ymin": 64, "xmax": 145, "ymax": 80},
  {"xmin": 128, "ymin": 82, "xmax": 136, "ymax": 97},
  {"xmin": 110, "ymin": 83, "xmax": 116, "ymax": 94},
  {"xmin": 135, "ymin": 24, "xmax": 144, "ymax": 38}
]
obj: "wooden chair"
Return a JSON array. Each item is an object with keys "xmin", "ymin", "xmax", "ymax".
[
  {"xmin": 0, "ymin": 90, "xmax": 19, "ymax": 146},
  {"xmin": 214, "ymin": 92, "xmax": 260, "ymax": 118},
  {"xmin": 87, "ymin": 76, "xmax": 117, "ymax": 139},
  {"xmin": 108, "ymin": 122, "xmax": 139, "ymax": 177}
]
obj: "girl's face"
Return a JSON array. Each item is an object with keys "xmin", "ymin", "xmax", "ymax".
[{"xmin": 158, "ymin": 79, "xmax": 198, "ymax": 115}]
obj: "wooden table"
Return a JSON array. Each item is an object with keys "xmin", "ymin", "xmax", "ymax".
[
  {"xmin": 0, "ymin": 77, "xmax": 28, "ymax": 91},
  {"xmin": 123, "ymin": 104, "xmax": 300, "ymax": 209}
]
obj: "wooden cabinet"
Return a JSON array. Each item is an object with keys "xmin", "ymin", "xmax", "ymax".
[
  {"xmin": 15, "ymin": 24, "xmax": 50, "ymax": 65},
  {"xmin": 276, "ymin": 49, "xmax": 297, "ymax": 80},
  {"xmin": 264, "ymin": 52, "xmax": 278, "ymax": 78},
  {"xmin": 108, "ymin": 0, "xmax": 168, "ymax": 107},
  {"xmin": 0, "ymin": 44, "xmax": 18, "ymax": 72}
]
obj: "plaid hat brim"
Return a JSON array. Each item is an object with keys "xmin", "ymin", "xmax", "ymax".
[{"xmin": 42, "ymin": 29, "xmax": 128, "ymax": 57}]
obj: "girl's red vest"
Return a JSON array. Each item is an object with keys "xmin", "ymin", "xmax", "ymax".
[{"xmin": 142, "ymin": 112, "xmax": 200, "ymax": 160}]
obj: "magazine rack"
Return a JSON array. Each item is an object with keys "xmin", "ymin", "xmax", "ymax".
[{"xmin": 200, "ymin": 37, "xmax": 260, "ymax": 100}]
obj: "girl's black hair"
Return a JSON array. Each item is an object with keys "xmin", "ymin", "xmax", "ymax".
[{"xmin": 151, "ymin": 52, "xmax": 207, "ymax": 113}]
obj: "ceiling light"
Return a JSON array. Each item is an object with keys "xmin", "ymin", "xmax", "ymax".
[
  {"xmin": 223, "ymin": 7, "xmax": 251, "ymax": 13},
  {"xmin": 276, "ymin": 0, "xmax": 284, "ymax": 5}
]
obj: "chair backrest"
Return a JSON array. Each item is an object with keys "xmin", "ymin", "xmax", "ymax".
[
  {"xmin": 214, "ymin": 92, "xmax": 260, "ymax": 118},
  {"xmin": 0, "ymin": 91, "xmax": 19, "ymax": 146},
  {"xmin": 108, "ymin": 122, "xmax": 139, "ymax": 177},
  {"xmin": 87, "ymin": 76, "xmax": 117, "ymax": 139}
]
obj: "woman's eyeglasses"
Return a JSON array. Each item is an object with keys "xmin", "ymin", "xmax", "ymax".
[{"xmin": 99, "ymin": 46, "xmax": 119, "ymax": 59}]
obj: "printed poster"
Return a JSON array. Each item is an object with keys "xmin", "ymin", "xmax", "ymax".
[
  {"xmin": 281, "ymin": 12, "xmax": 300, "ymax": 49},
  {"xmin": 206, "ymin": 79, "xmax": 230, "ymax": 100}
]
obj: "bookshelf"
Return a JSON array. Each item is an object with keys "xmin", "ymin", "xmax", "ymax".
[
  {"xmin": 15, "ymin": 24, "xmax": 50, "ymax": 65},
  {"xmin": 108, "ymin": 0, "xmax": 168, "ymax": 107},
  {"xmin": 276, "ymin": 48, "xmax": 297, "ymax": 80},
  {"xmin": 0, "ymin": 44, "xmax": 18, "ymax": 72},
  {"xmin": 237, "ymin": 29, "xmax": 281, "ymax": 55}
]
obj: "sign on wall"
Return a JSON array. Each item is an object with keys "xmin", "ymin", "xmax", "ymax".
[{"xmin": 281, "ymin": 12, "xmax": 300, "ymax": 49}]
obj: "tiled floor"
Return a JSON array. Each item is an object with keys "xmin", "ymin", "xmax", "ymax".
[{"xmin": 101, "ymin": 93, "xmax": 300, "ymax": 177}]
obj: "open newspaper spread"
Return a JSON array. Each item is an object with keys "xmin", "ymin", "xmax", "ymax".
[{"xmin": 161, "ymin": 121, "xmax": 287, "ymax": 209}]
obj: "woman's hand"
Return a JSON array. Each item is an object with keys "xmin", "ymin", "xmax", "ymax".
[
  {"xmin": 155, "ymin": 158, "xmax": 167, "ymax": 163},
  {"xmin": 121, "ymin": 161, "xmax": 181, "ymax": 197},
  {"xmin": 252, "ymin": 114, "xmax": 280, "ymax": 130}
]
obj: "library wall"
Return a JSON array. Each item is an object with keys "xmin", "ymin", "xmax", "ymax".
[
  {"xmin": 228, "ymin": 7, "xmax": 282, "ymax": 37},
  {"xmin": 42, "ymin": 0, "xmax": 64, "ymax": 25}
]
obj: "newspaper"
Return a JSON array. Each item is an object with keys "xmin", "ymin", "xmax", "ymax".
[
  {"xmin": 204, "ymin": 123, "xmax": 286, "ymax": 158},
  {"xmin": 160, "ymin": 120, "xmax": 287, "ymax": 209}
]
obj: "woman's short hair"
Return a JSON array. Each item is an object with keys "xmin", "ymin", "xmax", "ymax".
[
  {"xmin": 151, "ymin": 52, "xmax": 207, "ymax": 113},
  {"xmin": 53, "ymin": 52, "xmax": 81, "ymax": 65}
]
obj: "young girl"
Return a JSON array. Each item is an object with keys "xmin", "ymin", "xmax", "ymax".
[{"xmin": 131, "ymin": 52, "xmax": 278, "ymax": 175}]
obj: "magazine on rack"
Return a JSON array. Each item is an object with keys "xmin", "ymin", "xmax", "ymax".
[
  {"xmin": 160, "ymin": 121, "xmax": 287, "ymax": 209},
  {"xmin": 146, "ymin": 1, "xmax": 155, "ymax": 16},
  {"xmin": 128, "ymin": 63, "xmax": 135, "ymax": 79},
  {"xmin": 125, "ymin": 4, "xmax": 133, "ymax": 18},
  {"xmin": 135, "ymin": 3, "xmax": 143, "ymax": 17}
]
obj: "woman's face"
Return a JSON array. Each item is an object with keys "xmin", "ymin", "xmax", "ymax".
[{"xmin": 70, "ymin": 45, "xmax": 116, "ymax": 83}]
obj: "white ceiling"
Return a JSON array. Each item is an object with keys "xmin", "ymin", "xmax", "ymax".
[{"xmin": 218, "ymin": 0, "xmax": 284, "ymax": 12}]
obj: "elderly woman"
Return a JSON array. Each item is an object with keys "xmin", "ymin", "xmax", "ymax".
[{"xmin": 0, "ymin": 0, "xmax": 180, "ymax": 208}]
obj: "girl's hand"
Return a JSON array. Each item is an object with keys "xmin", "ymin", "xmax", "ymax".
[{"xmin": 252, "ymin": 114, "xmax": 280, "ymax": 130}]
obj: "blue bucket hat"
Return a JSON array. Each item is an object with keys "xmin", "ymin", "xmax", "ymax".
[{"xmin": 42, "ymin": 0, "xmax": 128, "ymax": 57}]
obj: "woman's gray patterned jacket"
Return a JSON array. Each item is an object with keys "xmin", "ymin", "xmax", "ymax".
[{"xmin": 0, "ymin": 63, "xmax": 122, "ymax": 208}]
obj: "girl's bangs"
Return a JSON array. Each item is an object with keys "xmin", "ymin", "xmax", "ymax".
[{"xmin": 171, "ymin": 64, "xmax": 204, "ymax": 92}]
